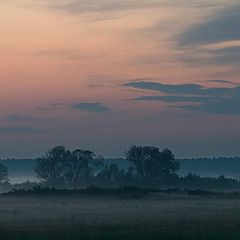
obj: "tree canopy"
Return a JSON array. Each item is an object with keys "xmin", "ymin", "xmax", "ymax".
[
  {"xmin": 0, "ymin": 163, "xmax": 8, "ymax": 184},
  {"xmin": 126, "ymin": 145, "xmax": 179, "ymax": 181},
  {"xmin": 35, "ymin": 146, "xmax": 103, "ymax": 187}
]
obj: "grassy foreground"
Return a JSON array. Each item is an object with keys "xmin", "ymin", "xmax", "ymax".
[
  {"xmin": 1, "ymin": 192, "xmax": 240, "ymax": 239},
  {"xmin": 1, "ymin": 224, "xmax": 240, "ymax": 240}
]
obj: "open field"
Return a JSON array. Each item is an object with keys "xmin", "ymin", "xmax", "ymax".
[{"xmin": 1, "ymin": 193, "xmax": 240, "ymax": 239}]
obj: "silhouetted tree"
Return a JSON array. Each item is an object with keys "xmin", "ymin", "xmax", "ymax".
[
  {"xmin": 97, "ymin": 164, "xmax": 125, "ymax": 186},
  {"xmin": 124, "ymin": 166, "xmax": 136, "ymax": 183},
  {"xmin": 35, "ymin": 146, "xmax": 103, "ymax": 188},
  {"xmin": 35, "ymin": 146, "xmax": 70, "ymax": 187},
  {"xmin": 126, "ymin": 145, "xmax": 179, "ymax": 182},
  {"xmin": 64, "ymin": 149, "xmax": 103, "ymax": 187},
  {"xmin": 0, "ymin": 163, "xmax": 8, "ymax": 184},
  {"xmin": 96, "ymin": 164, "xmax": 137, "ymax": 187}
]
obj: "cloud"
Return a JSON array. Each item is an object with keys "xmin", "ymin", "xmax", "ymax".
[
  {"xmin": 45, "ymin": 0, "xmax": 167, "ymax": 14},
  {"xmin": 178, "ymin": 96, "xmax": 240, "ymax": 115},
  {"xmin": 125, "ymin": 80, "xmax": 240, "ymax": 115},
  {"xmin": 180, "ymin": 45, "xmax": 240, "ymax": 67},
  {"xmin": 123, "ymin": 81, "xmax": 234, "ymax": 96},
  {"xmin": 72, "ymin": 102, "xmax": 110, "ymax": 112},
  {"xmin": 49, "ymin": 102, "xmax": 62, "ymax": 107},
  {"xmin": 4, "ymin": 114, "xmax": 39, "ymax": 122},
  {"xmin": 123, "ymin": 81, "xmax": 203, "ymax": 94},
  {"xmin": 175, "ymin": 4, "xmax": 240, "ymax": 67},
  {"xmin": 178, "ymin": 5, "xmax": 240, "ymax": 47},
  {"xmin": 207, "ymin": 80, "xmax": 236, "ymax": 84},
  {"xmin": 191, "ymin": 1, "xmax": 220, "ymax": 9},
  {"xmin": 6, "ymin": 0, "xmax": 168, "ymax": 16},
  {"xmin": 210, "ymin": 46, "xmax": 240, "ymax": 65},
  {"xmin": 133, "ymin": 95, "xmax": 207, "ymax": 103},
  {"xmin": 87, "ymin": 84, "xmax": 104, "ymax": 88},
  {"xmin": 0, "ymin": 126, "xmax": 40, "ymax": 133},
  {"xmin": 34, "ymin": 102, "xmax": 63, "ymax": 112}
]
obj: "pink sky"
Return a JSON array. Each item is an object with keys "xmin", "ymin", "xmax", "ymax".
[{"xmin": 0, "ymin": 0, "xmax": 240, "ymax": 158}]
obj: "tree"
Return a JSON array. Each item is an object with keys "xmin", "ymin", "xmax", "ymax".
[
  {"xmin": 0, "ymin": 163, "xmax": 8, "ymax": 184},
  {"xmin": 64, "ymin": 149, "xmax": 103, "ymax": 187},
  {"xmin": 149, "ymin": 149, "xmax": 179, "ymax": 178},
  {"xmin": 126, "ymin": 145, "xmax": 179, "ymax": 181},
  {"xmin": 97, "ymin": 164, "xmax": 125, "ymax": 186},
  {"xmin": 35, "ymin": 146, "xmax": 103, "ymax": 188},
  {"xmin": 35, "ymin": 146, "xmax": 70, "ymax": 186}
]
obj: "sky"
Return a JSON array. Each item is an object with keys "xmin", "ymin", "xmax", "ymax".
[{"xmin": 0, "ymin": 0, "xmax": 240, "ymax": 158}]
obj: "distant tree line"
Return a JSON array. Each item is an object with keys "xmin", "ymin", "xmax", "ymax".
[
  {"xmin": 33, "ymin": 145, "xmax": 179, "ymax": 188},
  {"xmin": 0, "ymin": 163, "xmax": 8, "ymax": 183},
  {"xmin": 35, "ymin": 146, "xmax": 103, "ymax": 188},
  {"xmin": 0, "ymin": 162, "xmax": 9, "ymax": 192},
  {"xmin": 1, "ymin": 145, "xmax": 240, "ymax": 192}
]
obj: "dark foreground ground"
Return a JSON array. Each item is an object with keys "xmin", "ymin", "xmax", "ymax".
[{"xmin": 1, "ymin": 192, "xmax": 240, "ymax": 239}]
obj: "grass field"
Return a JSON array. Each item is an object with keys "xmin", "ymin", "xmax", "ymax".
[{"xmin": 1, "ymin": 193, "xmax": 240, "ymax": 239}]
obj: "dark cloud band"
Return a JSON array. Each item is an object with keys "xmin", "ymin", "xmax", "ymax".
[
  {"xmin": 72, "ymin": 102, "xmax": 110, "ymax": 112},
  {"xmin": 125, "ymin": 81, "xmax": 240, "ymax": 115}
]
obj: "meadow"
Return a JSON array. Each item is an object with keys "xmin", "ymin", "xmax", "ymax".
[{"xmin": 1, "ymin": 192, "xmax": 240, "ymax": 239}]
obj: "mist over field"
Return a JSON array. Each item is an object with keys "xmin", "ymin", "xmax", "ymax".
[
  {"xmin": 2, "ymin": 157, "xmax": 240, "ymax": 184},
  {"xmin": 0, "ymin": 0, "xmax": 240, "ymax": 239}
]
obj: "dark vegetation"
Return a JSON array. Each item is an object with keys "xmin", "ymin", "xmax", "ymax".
[
  {"xmin": 2, "ymin": 224, "xmax": 240, "ymax": 240},
  {"xmin": 1, "ymin": 192, "xmax": 240, "ymax": 240},
  {"xmin": 1, "ymin": 146, "xmax": 240, "ymax": 239},
  {"xmin": 5, "ymin": 186, "xmax": 240, "ymax": 199},
  {"xmin": 0, "ymin": 162, "xmax": 9, "ymax": 192},
  {"xmin": 0, "ymin": 162, "xmax": 8, "ymax": 183},
  {"xmin": 179, "ymin": 157, "xmax": 240, "ymax": 177},
  {"xmin": 1, "ymin": 145, "xmax": 240, "ymax": 193}
]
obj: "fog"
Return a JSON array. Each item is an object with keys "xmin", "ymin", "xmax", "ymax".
[{"xmin": 2, "ymin": 157, "xmax": 240, "ymax": 184}]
